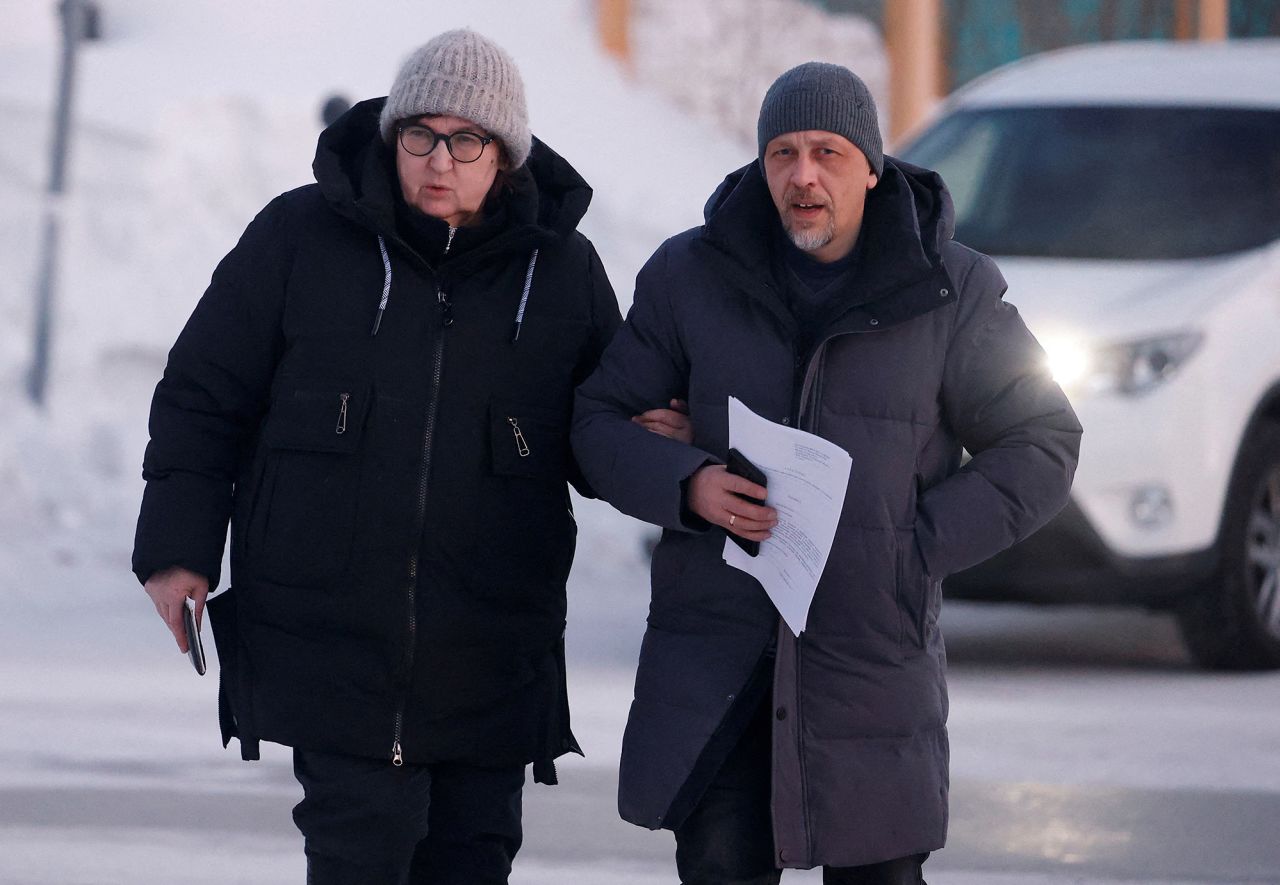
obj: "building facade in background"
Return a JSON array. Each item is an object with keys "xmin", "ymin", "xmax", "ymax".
[{"xmin": 824, "ymin": 0, "xmax": 1280, "ymax": 87}]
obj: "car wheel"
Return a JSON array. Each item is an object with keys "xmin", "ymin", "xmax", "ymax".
[{"xmin": 1178, "ymin": 422, "xmax": 1280, "ymax": 670}]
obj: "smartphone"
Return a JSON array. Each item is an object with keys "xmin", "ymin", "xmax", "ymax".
[
  {"xmin": 183, "ymin": 597, "xmax": 207, "ymax": 676},
  {"xmin": 726, "ymin": 448, "xmax": 768, "ymax": 557}
]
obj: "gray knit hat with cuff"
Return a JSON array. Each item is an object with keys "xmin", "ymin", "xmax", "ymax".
[
  {"xmin": 380, "ymin": 29, "xmax": 532, "ymax": 169},
  {"xmin": 757, "ymin": 62, "xmax": 883, "ymax": 178}
]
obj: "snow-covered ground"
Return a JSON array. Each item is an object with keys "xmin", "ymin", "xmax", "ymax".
[
  {"xmin": 0, "ymin": 0, "xmax": 750, "ymax": 550},
  {"xmin": 3, "ymin": 2, "xmax": 1280, "ymax": 883}
]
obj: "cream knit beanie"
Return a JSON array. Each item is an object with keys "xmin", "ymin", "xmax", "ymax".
[{"xmin": 380, "ymin": 29, "xmax": 531, "ymax": 168}]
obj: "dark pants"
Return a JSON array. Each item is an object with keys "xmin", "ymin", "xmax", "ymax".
[
  {"xmin": 673, "ymin": 698, "xmax": 928, "ymax": 885},
  {"xmin": 292, "ymin": 749, "xmax": 524, "ymax": 885}
]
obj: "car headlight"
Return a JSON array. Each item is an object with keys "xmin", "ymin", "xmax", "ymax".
[{"xmin": 1045, "ymin": 331, "xmax": 1204, "ymax": 397}]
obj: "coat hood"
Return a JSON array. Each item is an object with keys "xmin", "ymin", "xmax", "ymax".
[
  {"xmin": 700, "ymin": 156, "xmax": 956, "ymax": 301},
  {"xmin": 312, "ymin": 97, "xmax": 594, "ymax": 242}
]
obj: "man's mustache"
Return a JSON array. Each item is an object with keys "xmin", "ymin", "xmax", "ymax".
[{"xmin": 784, "ymin": 189, "xmax": 829, "ymax": 209}]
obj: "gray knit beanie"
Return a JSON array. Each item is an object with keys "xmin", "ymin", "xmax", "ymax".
[
  {"xmin": 380, "ymin": 29, "xmax": 532, "ymax": 169},
  {"xmin": 757, "ymin": 62, "xmax": 883, "ymax": 178}
]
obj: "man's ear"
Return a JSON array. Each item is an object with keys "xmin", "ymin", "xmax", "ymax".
[{"xmin": 867, "ymin": 172, "xmax": 879, "ymax": 190}]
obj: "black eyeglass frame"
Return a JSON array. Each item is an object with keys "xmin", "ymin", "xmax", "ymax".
[{"xmin": 397, "ymin": 124, "xmax": 495, "ymax": 163}]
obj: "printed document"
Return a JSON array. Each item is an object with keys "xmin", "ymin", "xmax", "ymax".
[{"xmin": 722, "ymin": 396, "xmax": 852, "ymax": 635}]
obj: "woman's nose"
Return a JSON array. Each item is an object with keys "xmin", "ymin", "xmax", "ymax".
[{"xmin": 427, "ymin": 139, "xmax": 452, "ymax": 170}]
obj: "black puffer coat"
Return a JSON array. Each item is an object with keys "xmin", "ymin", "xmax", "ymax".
[
  {"xmin": 133, "ymin": 98, "xmax": 620, "ymax": 774},
  {"xmin": 573, "ymin": 158, "xmax": 1081, "ymax": 865}
]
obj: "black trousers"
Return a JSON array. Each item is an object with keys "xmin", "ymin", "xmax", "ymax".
[
  {"xmin": 291, "ymin": 749, "xmax": 525, "ymax": 885},
  {"xmin": 673, "ymin": 697, "xmax": 929, "ymax": 885}
]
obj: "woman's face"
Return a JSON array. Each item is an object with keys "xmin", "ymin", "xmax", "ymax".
[{"xmin": 395, "ymin": 114, "xmax": 503, "ymax": 228}]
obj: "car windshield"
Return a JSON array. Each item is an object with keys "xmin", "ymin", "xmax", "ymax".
[{"xmin": 901, "ymin": 106, "xmax": 1280, "ymax": 260}]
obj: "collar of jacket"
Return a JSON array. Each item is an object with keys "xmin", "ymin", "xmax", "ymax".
[
  {"xmin": 392, "ymin": 160, "xmax": 545, "ymax": 269},
  {"xmin": 311, "ymin": 97, "xmax": 589, "ymax": 277},
  {"xmin": 696, "ymin": 157, "xmax": 959, "ymax": 333}
]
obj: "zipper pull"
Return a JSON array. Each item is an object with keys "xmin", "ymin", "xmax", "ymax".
[
  {"xmin": 391, "ymin": 740, "xmax": 403, "ymax": 767},
  {"xmin": 508, "ymin": 417, "xmax": 531, "ymax": 457},
  {"xmin": 335, "ymin": 392, "xmax": 350, "ymax": 435},
  {"xmin": 437, "ymin": 289, "xmax": 454, "ymax": 327}
]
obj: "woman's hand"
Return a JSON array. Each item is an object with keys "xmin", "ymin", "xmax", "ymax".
[
  {"xmin": 143, "ymin": 566, "xmax": 209, "ymax": 653},
  {"xmin": 632, "ymin": 398, "xmax": 692, "ymax": 444}
]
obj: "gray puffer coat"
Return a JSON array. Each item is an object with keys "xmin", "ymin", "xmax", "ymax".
[{"xmin": 572, "ymin": 157, "xmax": 1081, "ymax": 868}]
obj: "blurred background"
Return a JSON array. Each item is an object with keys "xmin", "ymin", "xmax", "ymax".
[{"xmin": 2, "ymin": 0, "xmax": 1279, "ymax": 882}]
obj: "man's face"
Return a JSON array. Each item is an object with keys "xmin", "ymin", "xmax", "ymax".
[
  {"xmin": 763, "ymin": 130, "xmax": 878, "ymax": 263},
  {"xmin": 395, "ymin": 114, "xmax": 503, "ymax": 228}
]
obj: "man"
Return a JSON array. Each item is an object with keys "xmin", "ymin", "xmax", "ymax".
[
  {"xmin": 572, "ymin": 62, "xmax": 1082, "ymax": 884},
  {"xmin": 133, "ymin": 30, "xmax": 623, "ymax": 884}
]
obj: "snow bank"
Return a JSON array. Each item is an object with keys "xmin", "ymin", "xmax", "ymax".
[
  {"xmin": 0, "ymin": 0, "xmax": 743, "ymax": 635},
  {"xmin": 630, "ymin": 0, "xmax": 888, "ymax": 146}
]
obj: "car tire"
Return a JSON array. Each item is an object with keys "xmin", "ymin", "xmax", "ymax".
[{"xmin": 1177, "ymin": 422, "xmax": 1280, "ymax": 670}]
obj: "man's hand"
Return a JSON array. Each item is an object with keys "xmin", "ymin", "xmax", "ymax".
[
  {"xmin": 687, "ymin": 465, "xmax": 777, "ymax": 542},
  {"xmin": 143, "ymin": 566, "xmax": 209, "ymax": 653},
  {"xmin": 632, "ymin": 398, "xmax": 692, "ymax": 444}
]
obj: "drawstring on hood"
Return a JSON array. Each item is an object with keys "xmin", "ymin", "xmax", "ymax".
[
  {"xmin": 319, "ymin": 99, "xmax": 588, "ymax": 342},
  {"xmin": 371, "ymin": 234, "xmax": 394, "ymax": 336},
  {"xmin": 370, "ymin": 233, "xmax": 541, "ymax": 341},
  {"xmin": 511, "ymin": 248, "xmax": 539, "ymax": 342}
]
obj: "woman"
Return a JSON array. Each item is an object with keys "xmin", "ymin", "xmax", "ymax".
[{"xmin": 134, "ymin": 30, "xmax": 628, "ymax": 884}]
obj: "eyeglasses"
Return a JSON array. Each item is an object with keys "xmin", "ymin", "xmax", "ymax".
[{"xmin": 398, "ymin": 124, "xmax": 494, "ymax": 163}]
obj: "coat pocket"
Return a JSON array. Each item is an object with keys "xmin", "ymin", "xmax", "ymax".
[
  {"xmin": 474, "ymin": 399, "xmax": 577, "ymax": 593},
  {"xmin": 896, "ymin": 532, "xmax": 932, "ymax": 650},
  {"xmin": 489, "ymin": 399, "xmax": 571, "ymax": 481},
  {"xmin": 249, "ymin": 383, "xmax": 370, "ymax": 587}
]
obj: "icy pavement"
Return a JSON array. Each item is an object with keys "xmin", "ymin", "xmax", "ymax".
[{"xmin": 3, "ymin": 559, "xmax": 1280, "ymax": 884}]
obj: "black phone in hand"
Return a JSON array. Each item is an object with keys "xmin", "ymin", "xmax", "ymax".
[
  {"xmin": 726, "ymin": 448, "xmax": 767, "ymax": 558},
  {"xmin": 183, "ymin": 598, "xmax": 207, "ymax": 676}
]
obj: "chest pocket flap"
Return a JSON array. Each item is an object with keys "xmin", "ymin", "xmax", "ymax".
[
  {"xmin": 489, "ymin": 400, "xmax": 570, "ymax": 480},
  {"xmin": 265, "ymin": 382, "xmax": 371, "ymax": 452}
]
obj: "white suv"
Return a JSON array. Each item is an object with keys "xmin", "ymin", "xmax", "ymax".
[{"xmin": 899, "ymin": 40, "xmax": 1280, "ymax": 669}]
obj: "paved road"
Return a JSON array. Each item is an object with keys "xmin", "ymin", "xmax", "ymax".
[
  {"xmin": 2, "ymin": 769, "xmax": 1278, "ymax": 883},
  {"xmin": 3, "ymin": 511, "xmax": 1279, "ymax": 884}
]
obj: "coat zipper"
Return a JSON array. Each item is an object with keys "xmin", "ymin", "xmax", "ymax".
[
  {"xmin": 437, "ymin": 227, "xmax": 457, "ymax": 327},
  {"xmin": 390, "ymin": 226, "xmax": 456, "ymax": 766},
  {"xmin": 797, "ymin": 329, "xmax": 860, "ymax": 430},
  {"xmin": 789, "ymin": 325, "xmax": 872, "ymax": 856},
  {"xmin": 795, "ymin": 632, "xmax": 814, "ymax": 863}
]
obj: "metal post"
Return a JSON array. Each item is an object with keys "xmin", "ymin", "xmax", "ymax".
[
  {"xmin": 597, "ymin": 0, "xmax": 631, "ymax": 65},
  {"xmin": 1174, "ymin": 0, "xmax": 1196, "ymax": 40},
  {"xmin": 1198, "ymin": 0, "xmax": 1229, "ymax": 40},
  {"xmin": 884, "ymin": 0, "xmax": 943, "ymax": 144},
  {"xmin": 28, "ymin": 0, "xmax": 92, "ymax": 407}
]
